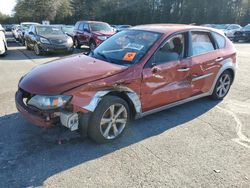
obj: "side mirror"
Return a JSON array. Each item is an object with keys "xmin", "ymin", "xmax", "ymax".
[
  {"xmin": 84, "ymin": 28, "xmax": 89, "ymax": 32},
  {"xmin": 29, "ymin": 31, "xmax": 34, "ymax": 35}
]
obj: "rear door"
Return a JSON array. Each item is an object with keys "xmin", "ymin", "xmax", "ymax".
[
  {"xmin": 141, "ymin": 33, "xmax": 192, "ymax": 112},
  {"xmin": 190, "ymin": 31, "xmax": 223, "ymax": 96}
]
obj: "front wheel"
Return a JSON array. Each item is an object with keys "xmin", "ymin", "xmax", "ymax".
[
  {"xmin": 25, "ymin": 41, "xmax": 31, "ymax": 50},
  {"xmin": 87, "ymin": 96, "xmax": 130, "ymax": 144},
  {"xmin": 210, "ymin": 70, "xmax": 232, "ymax": 100},
  {"xmin": 34, "ymin": 44, "xmax": 42, "ymax": 56},
  {"xmin": 74, "ymin": 38, "xmax": 81, "ymax": 49},
  {"xmin": 89, "ymin": 40, "xmax": 96, "ymax": 51}
]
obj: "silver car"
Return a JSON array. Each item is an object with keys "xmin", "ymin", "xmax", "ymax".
[{"xmin": 0, "ymin": 24, "xmax": 7, "ymax": 56}]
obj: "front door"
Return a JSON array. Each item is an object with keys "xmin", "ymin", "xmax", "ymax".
[{"xmin": 141, "ymin": 33, "xmax": 192, "ymax": 112}]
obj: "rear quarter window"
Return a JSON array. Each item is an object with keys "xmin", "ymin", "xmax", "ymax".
[
  {"xmin": 212, "ymin": 32, "xmax": 226, "ymax": 49},
  {"xmin": 191, "ymin": 32, "xmax": 215, "ymax": 56}
]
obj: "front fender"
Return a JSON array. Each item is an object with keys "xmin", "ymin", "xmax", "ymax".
[{"xmin": 69, "ymin": 85, "xmax": 142, "ymax": 118}]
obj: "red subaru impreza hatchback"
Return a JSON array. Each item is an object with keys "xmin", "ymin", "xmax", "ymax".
[{"xmin": 16, "ymin": 24, "xmax": 237, "ymax": 143}]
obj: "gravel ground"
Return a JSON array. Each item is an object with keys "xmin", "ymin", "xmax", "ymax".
[{"xmin": 0, "ymin": 33, "xmax": 250, "ymax": 188}]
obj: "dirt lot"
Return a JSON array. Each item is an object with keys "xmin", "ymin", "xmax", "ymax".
[{"xmin": 0, "ymin": 33, "xmax": 250, "ymax": 188}]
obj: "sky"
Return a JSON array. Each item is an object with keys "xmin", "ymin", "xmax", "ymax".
[{"xmin": 0, "ymin": 0, "xmax": 16, "ymax": 15}]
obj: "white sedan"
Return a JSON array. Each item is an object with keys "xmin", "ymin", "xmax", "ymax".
[{"xmin": 0, "ymin": 24, "xmax": 7, "ymax": 56}]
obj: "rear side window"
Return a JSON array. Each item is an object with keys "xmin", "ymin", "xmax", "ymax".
[
  {"xmin": 191, "ymin": 32, "xmax": 215, "ymax": 56},
  {"xmin": 212, "ymin": 32, "xmax": 226, "ymax": 49}
]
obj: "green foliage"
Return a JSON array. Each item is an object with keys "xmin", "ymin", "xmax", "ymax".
[{"xmin": 0, "ymin": 0, "xmax": 250, "ymax": 25}]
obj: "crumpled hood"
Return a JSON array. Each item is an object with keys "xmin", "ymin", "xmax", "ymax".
[{"xmin": 19, "ymin": 54, "xmax": 126, "ymax": 95}]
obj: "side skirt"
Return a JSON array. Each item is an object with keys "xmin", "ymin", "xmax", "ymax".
[{"xmin": 138, "ymin": 92, "xmax": 211, "ymax": 118}]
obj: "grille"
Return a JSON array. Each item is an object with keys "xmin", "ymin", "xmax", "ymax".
[{"xmin": 50, "ymin": 39, "xmax": 67, "ymax": 44}]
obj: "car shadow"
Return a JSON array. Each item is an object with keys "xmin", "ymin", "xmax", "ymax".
[{"xmin": 0, "ymin": 97, "xmax": 220, "ymax": 187}]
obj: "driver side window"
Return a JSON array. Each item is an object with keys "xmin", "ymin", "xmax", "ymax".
[{"xmin": 152, "ymin": 34, "xmax": 185, "ymax": 66}]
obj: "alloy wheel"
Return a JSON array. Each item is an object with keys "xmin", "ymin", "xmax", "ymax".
[
  {"xmin": 100, "ymin": 104, "xmax": 128, "ymax": 140},
  {"xmin": 216, "ymin": 74, "xmax": 231, "ymax": 98}
]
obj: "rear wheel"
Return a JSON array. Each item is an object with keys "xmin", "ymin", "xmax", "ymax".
[
  {"xmin": 88, "ymin": 96, "xmax": 130, "ymax": 144},
  {"xmin": 211, "ymin": 70, "xmax": 232, "ymax": 100}
]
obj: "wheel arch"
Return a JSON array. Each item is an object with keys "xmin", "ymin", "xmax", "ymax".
[
  {"xmin": 209, "ymin": 58, "xmax": 236, "ymax": 94},
  {"xmin": 83, "ymin": 86, "xmax": 142, "ymax": 119}
]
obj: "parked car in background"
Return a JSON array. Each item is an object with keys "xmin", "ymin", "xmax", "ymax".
[
  {"xmin": 16, "ymin": 24, "xmax": 237, "ymax": 143},
  {"xmin": 2, "ymin": 24, "xmax": 12, "ymax": 31},
  {"xmin": 0, "ymin": 24, "xmax": 7, "ymax": 56},
  {"xmin": 12, "ymin": 25, "xmax": 20, "ymax": 40},
  {"xmin": 234, "ymin": 24, "xmax": 250, "ymax": 42},
  {"xmin": 112, "ymin": 25, "xmax": 132, "ymax": 32},
  {"xmin": 62, "ymin": 25, "xmax": 74, "ymax": 38},
  {"xmin": 18, "ymin": 22, "xmax": 40, "ymax": 45},
  {"xmin": 201, "ymin": 24, "xmax": 217, "ymax": 28},
  {"xmin": 215, "ymin": 24, "xmax": 242, "ymax": 40},
  {"xmin": 24, "ymin": 25, "xmax": 74, "ymax": 55},
  {"xmin": 73, "ymin": 21, "xmax": 116, "ymax": 50}
]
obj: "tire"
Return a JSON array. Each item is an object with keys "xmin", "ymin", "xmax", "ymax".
[
  {"xmin": 25, "ymin": 41, "xmax": 31, "ymax": 50},
  {"xmin": 68, "ymin": 47, "xmax": 74, "ymax": 54},
  {"xmin": 210, "ymin": 70, "xmax": 233, "ymax": 100},
  {"xmin": 89, "ymin": 40, "xmax": 96, "ymax": 51},
  {"xmin": 34, "ymin": 44, "xmax": 42, "ymax": 56},
  {"xmin": 74, "ymin": 38, "xmax": 81, "ymax": 49},
  {"xmin": 88, "ymin": 96, "xmax": 130, "ymax": 144},
  {"xmin": 21, "ymin": 39, "xmax": 25, "ymax": 46}
]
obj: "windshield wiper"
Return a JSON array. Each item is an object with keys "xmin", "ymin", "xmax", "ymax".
[{"xmin": 97, "ymin": 52, "xmax": 113, "ymax": 64}]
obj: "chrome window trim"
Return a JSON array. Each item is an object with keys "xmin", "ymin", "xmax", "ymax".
[{"xmin": 192, "ymin": 73, "xmax": 214, "ymax": 81}]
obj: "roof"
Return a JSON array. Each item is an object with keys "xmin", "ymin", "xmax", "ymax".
[
  {"xmin": 131, "ymin": 24, "xmax": 219, "ymax": 34},
  {"xmin": 77, "ymin": 20, "xmax": 108, "ymax": 24}
]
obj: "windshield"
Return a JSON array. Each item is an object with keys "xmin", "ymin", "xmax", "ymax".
[
  {"xmin": 36, "ymin": 26, "xmax": 64, "ymax": 35},
  {"xmin": 90, "ymin": 30, "xmax": 162, "ymax": 66},
  {"xmin": 90, "ymin": 23, "xmax": 113, "ymax": 32},
  {"xmin": 22, "ymin": 24, "xmax": 33, "ymax": 31},
  {"xmin": 244, "ymin": 25, "xmax": 250, "ymax": 31},
  {"xmin": 62, "ymin": 26, "xmax": 74, "ymax": 33}
]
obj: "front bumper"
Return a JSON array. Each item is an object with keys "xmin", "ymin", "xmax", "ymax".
[
  {"xmin": 38, "ymin": 43, "xmax": 74, "ymax": 53},
  {"xmin": 234, "ymin": 35, "xmax": 250, "ymax": 41},
  {"xmin": 15, "ymin": 89, "xmax": 59, "ymax": 128}
]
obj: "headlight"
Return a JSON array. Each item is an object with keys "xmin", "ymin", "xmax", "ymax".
[
  {"xmin": 67, "ymin": 37, "xmax": 73, "ymax": 44},
  {"xmin": 97, "ymin": 36, "xmax": 108, "ymax": 41},
  {"xmin": 40, "ymin": 37, "xmax": 50, "ymax": 44},
  {"xmin": 27, "ymin": 95, "xmax": 72, "ymax": 110}
]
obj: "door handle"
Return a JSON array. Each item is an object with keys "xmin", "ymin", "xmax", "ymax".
[
  {"xmin": 177, "ymin": 67, "xmax": 190, "ymax": 72},
  {"xmin": 215, "ymin": 57, "xmax": 224, "ymax": 62}
]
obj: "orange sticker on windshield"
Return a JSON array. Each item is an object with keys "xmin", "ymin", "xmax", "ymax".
[{"xmin": 123, "ymin": 52, "xmax": 136, "ymax": 61}]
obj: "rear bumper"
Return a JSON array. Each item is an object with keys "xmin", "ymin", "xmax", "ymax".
[{"xmin": 15, "ymin": 90, "xmax": 58, "ymax": 128}]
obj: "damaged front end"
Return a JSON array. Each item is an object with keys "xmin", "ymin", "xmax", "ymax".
[{"xmin": 15, "ymin": 88, "xmax": 79, "ymax": 131}]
